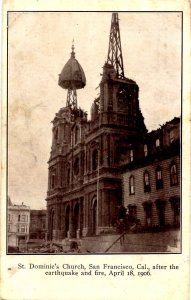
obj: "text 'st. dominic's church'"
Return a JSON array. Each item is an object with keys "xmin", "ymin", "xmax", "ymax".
[{"xmin": 46, "ymin": 13, "xmax": 180, "ymax": 242}]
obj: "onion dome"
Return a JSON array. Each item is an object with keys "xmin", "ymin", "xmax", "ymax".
[{"xmin": 58, "ymin": 44, "xmax": 86, "ymax": 90}]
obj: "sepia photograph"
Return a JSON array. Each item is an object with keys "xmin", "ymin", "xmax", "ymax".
[{"xmin": 7, "ymin": 11, "xmax": 181, "ymax": 254}]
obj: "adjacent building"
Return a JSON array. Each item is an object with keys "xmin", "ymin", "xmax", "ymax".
[
  {"xmin": 122, "ymin": 117, "xmax": 180, "ymax": 228},
  {"xmin": 7, "ymin": 197, "xmax": 30, "ymax": 247}
]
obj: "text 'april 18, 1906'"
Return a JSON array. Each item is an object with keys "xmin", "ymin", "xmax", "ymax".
[{"xmin": 15, "ymin": 262, "xmax": 180, "ymax": 278}]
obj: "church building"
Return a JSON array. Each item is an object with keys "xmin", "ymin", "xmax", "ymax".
[{"xmin": 46, "ymin": 13, "xmax": 180, "ymax": 241}]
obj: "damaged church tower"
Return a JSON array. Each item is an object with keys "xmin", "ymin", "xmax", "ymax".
[{"xmin": 46, "ymin": 13, "xmax": 147, "ymax": 241}]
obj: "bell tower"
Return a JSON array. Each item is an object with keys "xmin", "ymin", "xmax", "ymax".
[
  {"xmin": 46, "ymin": 44, "xmax": 87, "ymax": 241},
  {"xmin": 99, "ymin": 13, "xmax": 146, "ymax": 133}
]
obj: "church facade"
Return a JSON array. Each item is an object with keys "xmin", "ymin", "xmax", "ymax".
[{"xmin": 45, "ymin": 13, "xmax": 180, "ymax": 241}]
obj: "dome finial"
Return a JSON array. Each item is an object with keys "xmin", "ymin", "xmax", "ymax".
[
  {"xmin": 71, "ymin": 39, "xmax": 75, "ymax": 58},
  {"xmin": 58, "ymin": 38, "xmax": 86, "ymax": 109}
]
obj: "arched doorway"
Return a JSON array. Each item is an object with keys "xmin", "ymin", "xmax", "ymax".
[
  {"xmin": 65, "ymin": 205, "xmax": 70, "ymax": 238},
  {"xmin": 92, "ymin": 199, "xmax": 97, "ymax": 235},
  {"xmin": 73, "ymin": 203, "xmax": 79, "ymax": 238}
]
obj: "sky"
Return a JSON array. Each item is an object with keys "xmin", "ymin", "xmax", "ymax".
[{"xmin": 8, "ymin": 12, "xmax": 181, "ymax": 209}]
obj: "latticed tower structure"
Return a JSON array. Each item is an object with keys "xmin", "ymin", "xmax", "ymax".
[{"xmin": 107, "ymin": 13, "xmax": 124, "ymax": 78}]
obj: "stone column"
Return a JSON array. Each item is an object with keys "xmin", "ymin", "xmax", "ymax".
[
  {"xmin": 69, "ymin": 201, "xmax": 75, "ymax": 238},
  {"xmin": 78, "ymin": 198, "xmax": 83, "ymax": 237},
  {"xmin": 60, "ymin": 203, "xmax": 65, "ymax": 239},
  {"xmin": 46, "ymin": 207, "xmax": 51, "ymax": 241},
  {"xmin": 82, "ymin": 195, "xmax": 89, "ymax": 237}
]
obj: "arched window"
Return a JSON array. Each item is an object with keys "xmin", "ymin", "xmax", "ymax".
[
  {"xmin": 144, "ymin": 171, "xmax": 151, "ymax": 192},
  {"xmin": 129, "ymin": 176, "xmax": 135, "ymax": 195},
  {"xmin": 54, "ymin": 128, "xmax": 58, "ymax": 141},
  {"xmin": 74, "ymin": 157, "xmax": 80, "ymax": 176},
  {"xmin": 51, "ymin": 171, "xmax": 56, "ymax": 189},
  {"xmin": 92, "ymin": 149, "xmax": 98, "ymax": 171},
  {"xmin": 156, "ymin": 138, "xmax": 160, "ymax": 148},
  {"xmin": 74, "ymin": 126, "xmax": 79, "ymax": 144},
  {"xmin": 130, "ymin": 149, "xmax": 134, "ymax": 162},
  {"xmin": 144, "ymin": 144, "xmax": 148, "ymax": 157},
  {"xmin": 156, "ymin": 166, "xmax": 163, "ymax": 189},
  {"xmin": 170, "ymin": 162, "xmax": 178, "ymax": 185},
  {"xmin": 169, "ymin": 129, "xmax": 174, "ymax": 144}
]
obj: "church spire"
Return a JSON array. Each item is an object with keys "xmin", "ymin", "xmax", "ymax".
[{"xmin": 107, "ymin": 13, "xmax": 124, "ymax": 79}]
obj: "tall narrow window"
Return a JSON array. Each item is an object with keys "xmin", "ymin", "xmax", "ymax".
[
  {"xmin": 169, "ymin": 130, "xmax": 174, "ymax": 143},
  {"xmin": 51, "ymin": 172, "xmax": 55, "ymax": 189},
  {"xmin": 144, "ymin": 171, "xmax": 151, "ymax": 192},
  {"xmin": 170, "ymin": 162, "xmax": 178, "ymax": 185},
  {"xmin": 92, "ymin": 149, "xmax": 98, "ymax": 171},
  {"xmin": 129, "ymin": 176, "xmax": 135, "ymax": 195},
  {"xmin": 74, "ymin": 126, "xmax": 79, "ymax": 144},
  {"xmin": 144, "ymin": 144, "xmax": 148, "ymax": 157},
  {"xmin": 130, "ymin": 149, "xmax": 134, "ymax": 162},
  {"xmin": 74, "ymin": 157, "xmax": 80, "ymax": 176},
  {"xmin": 156, "ymin": 166, "xmax": 163, "ymax": 189},
  {"xmin": 156, "ymin": 138, "xmax": 160, "ymax": 148},
  {"xmin": 54, "ymin": 128, "xmax": 58, "ymax": 141}
]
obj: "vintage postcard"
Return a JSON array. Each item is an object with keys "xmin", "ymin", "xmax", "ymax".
[{"xmin": 1, "ymin": 1, "xmax": 190, "ymax": 300}]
